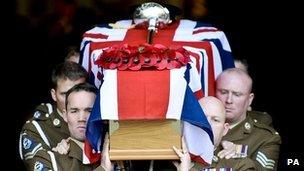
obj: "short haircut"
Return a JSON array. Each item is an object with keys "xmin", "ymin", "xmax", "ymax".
[
  {"xmin": 51, "ymin": 62, "xmax": 88, "ymax": 89},
  {"xmin": 65, "ymin": 82, "xmax": 98, "ymax": 109},
  {"xmin": 218, "ymin": 68, "xmax": 253, "ymax": 93},
  {"xmin": 234, "ymin": 59, "xmax": 249, "ymax": 72},
  {"xmin": 65, "ymin": 46, "xmax": 80, "ymax": 61}
]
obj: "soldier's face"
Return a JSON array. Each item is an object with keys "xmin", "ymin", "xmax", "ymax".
[
  {"xmin": 63, "ymin": 91, "xmax": 96, "ymax": 141},
  {"xmin": 216, "ymin": 72, "xmax": 254, "ymax": 125},
  {"xmin": 51, "ymin": 78, "xmax": 86, "ymax": 115},
  {"xmin": 200, "ymin": 97, "xmax": 229, "ymax": 149}
]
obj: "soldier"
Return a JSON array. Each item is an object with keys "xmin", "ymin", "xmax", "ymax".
[
  {"xmin": 173, "ymin": 96, "xmax": 256, "ymax": 171},
  {"xmin": 19, "ymin": 62, "xmax": 88, "ymax": 169},
  {"xmin": 215, "ymin": 68, "xmax": 281, "ymax": 170},
  {"xmin": 24, "ymin": 83, "xmax": 102, "ymax": 171}
]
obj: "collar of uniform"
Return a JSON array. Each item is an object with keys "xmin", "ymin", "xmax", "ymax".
[
  {"xmin": 229, "ymin": 119, "xmax": 243, "ymax": 129},
  {"xmin": 232, "ymin": 115, "xmax": 253, "ymax": 134},
  {"xmin": 56, "ymin": 108, "xmax": 64, "ymax": 118},
  {"xmin": 223, "ymin": 116, "xmax": 253, "ymax": 141},
  {"xmin": 68, "ymin": 138, "xmax": 84, "ymax": 162}
]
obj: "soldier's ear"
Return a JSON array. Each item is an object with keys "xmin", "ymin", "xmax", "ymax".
[
  {"xmin": 222, "ymin": 123, "xmax": 230, "ymax": 136},
  {"xmin": 248, "ymin": 93, "xmax": 254, "ymax": 106},
  {"xmin": 51, "ymin": 89, "xmax": 57, "ymax": 102},
  {"xmin": 62, "ymin": 109, "xmax": 68, "ymax": 122}
]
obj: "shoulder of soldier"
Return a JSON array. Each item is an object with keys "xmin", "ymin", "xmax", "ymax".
[
  {"xmin": 250, "ymin": 116, "xmax": 281, "ymax": 139},
  {"xmin": 247, "ymin": 110, "xmax": 273, "ymax": 126},
  {"xmin": 21, "ymin": 103, "xmax": 56, "ymax": 135},
  {"xmin": 28, "ymin": 103, "xmax": 55, "ymax": 121}
]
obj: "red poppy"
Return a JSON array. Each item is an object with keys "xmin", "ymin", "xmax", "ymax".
[{"xmin": 95, "ymin": 43, "xmax": 190, "ymax": 70}]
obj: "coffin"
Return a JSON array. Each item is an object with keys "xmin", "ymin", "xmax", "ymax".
[{"xmin": 109, "ymin": 119, "xmax": 181, "ymax": 160}]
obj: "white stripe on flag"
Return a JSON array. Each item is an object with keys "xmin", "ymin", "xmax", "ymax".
[
  {"xmin": 115, "ymin": 20, "xmax": 133, "ymax": 28},
  {"xmin": 82, "ymin": 20, "xmax": 131, "ymax": 43},
  {"xmin": 183, "ymin": 121, "xmax": 214, "ymax": 164},
  {"xmin": 173, "ymin": 20, "xmax": 196, "ymax": 41},
  {"xmin": 184, "ymin": 46, "xmax": 204, "ymax": 75},
  {"xmin": 184, "ymin": 47, "xmax": 209, "ymax": 96},
  {"xmin": 166, "ymin": 67, "xmax": 187, "ymax": 119},
  {"xmin": 188, "ymin": 59, "xmax": 203, "ymax": 93},
  {"xmin": 91, "ymin": 49, "xmax": 103, "ymax": 87},
  {"xmin": 192, "ymin": 31, "xmax": 231, "ymax": 52},
  {"xmin": 193, "ymin": 26, "xmax": 218, "ymax": 32},
  {"xmin": 82, "ymin": 27, "xmax": 110, "ymax": 42},
  {"xmin": 100, "ymin": 69, "xmax": 118, "ymax": 120},
  {"xmin": 210, "ymin": 42, "xmax": 223, "ymax": 79},
  {"xmin": 202, "ymin": 49, "xmax": 208, "ymax": 96}
]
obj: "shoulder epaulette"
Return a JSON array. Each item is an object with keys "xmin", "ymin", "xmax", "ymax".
[
  {"xmin": 253, "ymin": 119, "xmax": 279, "ymax": 135},
  {"xmin": 32, "ymin": 103, "xmax": 54, "ymax": 121}
]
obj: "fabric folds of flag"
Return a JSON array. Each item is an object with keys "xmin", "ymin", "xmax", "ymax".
[
  {"xmin": 82, "ymin": 19, "xmax": 235, "ymax": 165},
  {"xmin": 80, "ymin": 19, "xmax": 234, "ymax": 91},
  {"xmin": 84, "ymin": 66, "xmax": 214, "ymax": 165}
]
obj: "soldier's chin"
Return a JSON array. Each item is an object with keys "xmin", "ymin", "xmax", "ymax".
[
  {"xmin": 226, "ymin": 111, "xmax": 233, "ymax": 117},
  {"xmin": 75, "ymin": 134, "xmax": 86, "ymax": 141},
  {"xmin": 226, "ymin": 114, "xmax": 234, "ymax": 122},
  {"xmin": 78, "ymin": 127, "xmax": 86, "ymax": 133}
]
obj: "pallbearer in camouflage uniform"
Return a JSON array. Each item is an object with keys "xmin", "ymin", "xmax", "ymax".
[
  {"xmin": 24, "ymin": 83, "xmax": 103, "ymax": 171},
  {"xmin": 173, "ymin": 96, "xmax": 256, "ymax": 170},
  {"xmin": 19, "ymin": 62, "xmax": 88, "ymax": 170},
  {"xmin": 215, "ymin": 68, "xmax": 281, "ymax": 170}
]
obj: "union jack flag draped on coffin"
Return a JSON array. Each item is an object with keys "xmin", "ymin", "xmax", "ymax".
[{"xmin": 80, "ymin": 19, "xmax": 235, "ymax": 165}]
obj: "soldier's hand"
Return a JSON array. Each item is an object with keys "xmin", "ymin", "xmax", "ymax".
[
  {"xmin": 172, "ymin": 137, "xmax": 193, "ymax": 171},
  {"xmin": 101, "ymin": 133, "xmax": 113, "ymax": 171},
  {"xmin": 52, "ymin": 139, "xmax": 70, "ymax": 155},
  {"xmin": 217, "ymin": 140, "xmax": 236, "ymax": 159}
]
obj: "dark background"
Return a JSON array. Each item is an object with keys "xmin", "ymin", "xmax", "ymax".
[{"xmin": 15, "ymin": 0, "xmax": 303, "ymax": 170}]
